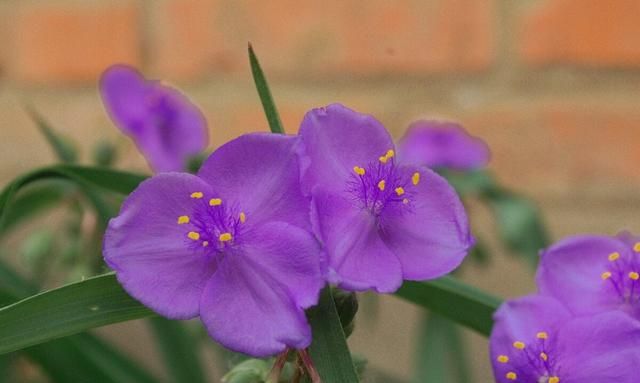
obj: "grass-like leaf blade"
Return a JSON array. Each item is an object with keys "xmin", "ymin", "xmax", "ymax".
[
  {"xmin": 25, "ymin": 105, "xmax": 78, "ymax": 163},
  {"xmin": 395, "ymin": 276, "xmax": 502, "ymax": 336},
  {"xmin": 248, "ymin": 43, "xmax": 285, "ymax": 134},
  {"xmin": 306, "ymin": 287, "xmax": 360, "ymax": 383}
]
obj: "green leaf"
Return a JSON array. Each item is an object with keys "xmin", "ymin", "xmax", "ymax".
[
  {"xmin": 149, "ymin": 317, "xmax": 207, "ymax": 383},
  {"xmin": 412, "ymin": 313, "xmax": 471, "ymax": 383},
  {"xmin": 306, "ymin": 287, "xmax": 359, "ymax": 383},
  {"xmin": 395, "ymin": 276, "xmax": 502, "ymax": 336},
  {"xmin": 0, "ymin": 165, "xmax": 147, "ymax": 228},
  {"xmin": 25, "ymin": 105, "xmax": 78, "ymax": 163},
  {"xmin": 0, "ymin": 273, "xmax": 154, "ymax": 355},
  {"xmin": 248, "ymin": 44, "xmax": 284, "ymax": 134}
]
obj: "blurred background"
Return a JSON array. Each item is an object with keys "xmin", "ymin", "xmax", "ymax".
[{"xmin": 1, "ymin": 0, "xmax": 640, "ymax": 382}]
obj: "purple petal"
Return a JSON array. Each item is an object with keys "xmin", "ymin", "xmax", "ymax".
[
  {"xmin": 380, "ymin": 167, "xmax": 473, "ymax": 280},
  {"xmin": 558, "ymin": 311, "xmax": 640, "ymax": 383},
  {"xmin": 103, "ymin": 173, "xmax": 216, "ymax": 319},
  {"xmin": 197, "ymin": 133, "xmax": 311, "ymax": 230},
  {"xmin": 310, "ymin": 189, "xmax": 403, "ymax": 293},
  {"xmin": 298, "ymin": 103, "xmax": 394, "ymax": 193},
  {"xmin": 199, "ymin": 254, "xmax": 311, "ymax": 357},
  {"xmin": 100, "ymin": 64, "xmax": 208, "ymax": 173},
  {"xmin": 536, "ymin": 235, "xmax": 630, "ymax": 316},
  {"xmin": 397, "ymin": 121, "xmax": 490, "ymax": 170}
]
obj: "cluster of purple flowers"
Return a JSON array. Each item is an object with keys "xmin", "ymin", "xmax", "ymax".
[
  {"xmin": 100, "ymin": 65, "xmax": 477, "ymax": 357},
  {"xmin": 490, "ymin": 232, "xmax": 640, "ymax": 382}
]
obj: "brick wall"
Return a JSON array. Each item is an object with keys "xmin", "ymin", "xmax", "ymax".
[{"xmin": 2, "ymin": 1, "xmax": 640, "ymax": 381}]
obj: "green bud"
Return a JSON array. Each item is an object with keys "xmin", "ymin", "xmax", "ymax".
[
  {"xmin": 21, "ymin": 229, "xmax": 54, "ymax": 267},
  {"xmin": 332, "ymin": 288, "xmax": 359, "ymax": 338},
  {"xmin": 92, "ymin": 140, "xmax": 117, "ymax": 167},
  {"xmin": 222, "ymin": 359, "xmax": 270, "ymax": 383}
]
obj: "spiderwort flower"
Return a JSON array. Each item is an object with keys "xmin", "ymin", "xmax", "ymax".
[
  {"xmin": 397, "ymin": 120, "xmax": 490, "ymax": 171},
  {"xmin": 299, "ymin": 104, "xmax": 473, "ymax": 293},
  {"xmin": 490, "ymin": 294, "xmax": 640, "ymax": 383},
  {"xmin": 537, "ymin": 232, "xmax": 640, "ymax": 320},
  {"xmin": 103, "ymin": 133, "xmax": 323, "ymax": 357},
  {"xmin": 100, "ymin": 65, "xmax": 208, "ymax": 172}
]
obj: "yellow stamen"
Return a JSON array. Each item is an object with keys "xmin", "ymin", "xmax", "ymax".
[
  {"xmin": 202, "ymin": 241, "xmax": 209, "ymax": 247},
  {"xmin": 239, "ymin": 212, "xmax": 246, "ymax": 223},
  {"xmin": 209, "ymin": 198, "xmax": 222, "ymax": 206},
  {"xmin": 402, "ymin": 198, "xmax": 409, "ymax": 204},
  {"xmin": 385, "ymin": 149, "xmax": 395, "ymax": 158},
  {"xmin": 219, "ymin": 233, "xmax": 232, "ymax": 242},
  {"xmin": 395, "ymin": 187, "xmax": 405, "ymax": 196},
  {"xmin": 187, "ymin": 231, "xmax": 200, "ymax": 240},
  {"xmin": 540, "ymin": 352, "xmax": 548, "ymax": 361},
  {"xmin": 634, "ymin": 242, "xmax": 640, "ymax": 252},
  {"xmin": 629, "ymin": 271, "xmax": 639, "ymax": 281},
  {"xmin": 549, "ymin": 377, "xmax": 560, "ymax": 383},
  {"xmin": 608, "ymin": 252, "xmax": 620, "ymax": 262},
  {"xmin": 177, "ymin": 215, "xmax": 190, "ymax": 224},
  {"xmin": 379, "ymin": 156, "xmax": 389, "ymax": 164},
  {"xmin": 506, "ymin": 372, "xmax": 517, "ymax": 380},
  {"xmin": 513, "ymin": 341, "xmax": 525, "ymax": 350},
  {"xmin": 190, "ymin": 192, "xmax": 203, "ymax": 199},
  {"xmin": 601, "ymin": 271, "xmax": 612, "ymax": 280},
  {"xmin": 412, "ymin": 172, "xmax": 420, "ymax": 185},
  {"xmin": 497, "ymin": 355, "xmax": 509, "ymax": 363},
  {"xmin": 378, "ymin": 180, "xmax": 386, "ymax": 191},
  {"xmin": 353, "ymin": 166, "xmax": 365, "ymax": 176},
  {"xmin": 536, "ymin": 332, "xmax": 548, "ymax": 340}
]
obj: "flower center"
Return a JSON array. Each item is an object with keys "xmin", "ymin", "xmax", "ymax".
[
  {"xmin": 348, "ymin": 149, "xmax": 421, "ymax": 216},
  {"xmin": 176, "ymin": 191, "xmax": 247, "ymax": 255},
  {"xmin": 600, "ymin": 244, "xmax": 640, "ymax": 306},
  {"xmin": 496, "ymin": 331, "xmax": 561, "ymax": 383}
]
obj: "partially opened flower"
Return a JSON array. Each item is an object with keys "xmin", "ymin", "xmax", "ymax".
[
  {"xmin": 299, "ymin": 104, "xmax": 473, "ymax": 293},
  {"xmin": 104, "ymin": 133, "xmax": 323, "ymax": 357},
  {"xmin": 490, "ymin": 294, "xmax": 640, "ymax": 383},
  {"xmin": 537, "ymin": 232, "xmax": 640, "ymax": 320},
  {"xmin": 100, "ymin": 65, "xmax": 208, "ymax": 172},
  {"xmin": 397, "ymin": 120, "xmax": 490, "ymax": 171}
]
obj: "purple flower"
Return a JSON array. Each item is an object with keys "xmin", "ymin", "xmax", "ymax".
[
  {"xmin": 298, "ymin": 104, "xmax": 473, "ymax": 293},
  {"xmin": 537, "ymin": 232, "xmax": 640, "ymax": 320},
  {"xmin": 490, "ymin": 294, "xmax": 640, "ymax": 383},
  {"xmin": 103, "ymin": 133, "xmax": 323, "ymax": 357},
  {"xmin": 100, "ymin": 65, "xmax": 208, "ymax": 172},
  {"xmin": 397, "ymin": 121, "xmax": 490, "ymax": 171}
]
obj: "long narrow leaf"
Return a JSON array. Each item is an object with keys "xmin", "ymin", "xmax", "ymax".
[
  {"xmin": 25, "ymin": 105, "xmax": 78, "ymax": 163},
  {"xmin": 0, "ymin": 273, "xmax": 154, "ymax": 355},
  {"xmin": 395, "ymin": 276, "xmax": 502, "ymax": 336},
  {"xmin": 306, "ymin": 287, "xmax": 360, "ymax": 383},
  {"xmin": 149, "ymin": 317, "xmax": 207, "ymax": 383},
  {"xmin": 248, "ymin": 44, "xmax": 284, "ymax": 134}
]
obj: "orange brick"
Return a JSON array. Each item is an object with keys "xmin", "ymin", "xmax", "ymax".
[
  {"xmin": 150, "ymin": 0, "xmax": 494, "ymax": 78},
  {"xmin": 521, "ymin": 0, "xmax": 640, "ymax": 67},
  {"xmin": 8, "ymin": 1, "xmax": 141, "ymax": 84}
]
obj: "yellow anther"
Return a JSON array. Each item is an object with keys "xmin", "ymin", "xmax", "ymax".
[
  {"xmin": 202, "ymin": 241, "xmax": 209, "ymax": 247},
  {"xmin": 177, "ymin": 215, "xmax": 190, "ymax": 224},
  {"xmin": 536, "ymin": 332, "xmax": 548, "ymax": 340},
  {"xmin": 190, "ymin": 192, "xmax": 203, "ymax": 199},
  {"xmin": 540, "ymin": 352, "xmax": 548, "ymax": 361},
  {"xmin": 187, "ymin": 231, "xmax": 200, "ymax": 240},
  {"xmin": 209, "ymin": 198, "xmax": 222, "ymax": 206},
  {"xmin": 634, "ymin": 242, "xmax": 640, "ymax": 252},
  {"xmin": 219, "ymin": 233, "xmax": 232, "ymax": 242},
  {"xmin": 378, "ymin": 180, "xmax": 386, "ymax": 191},
  {"xmin": 239, "ymin": 212, "xmax": 246, "ymax": 223},
  {"xmin": 395, "ymin": 187, "xmax": 405, "ymax": 196},
  {"xmin": 497, "ymin": 355, "xmax": 509, "ymax": 363},
  {"xmin": 385, "ymin": 149, "xmax": 395, "ymax": 158},
  {"xmin": 353, "ymin": 166, "xmax": 366, "ymax": 176},
  {"xmin": 402, "ymin": 198, "xmax": 409, "ymax": 204},
  {"xmin": 549, "ymin": 377, "xmax": 560, "ymax": 383},
  {"xmin": 506, "ymin": 372, "xmax": 517, "ymax": 380},
  {"xmin": 513, "ymin": 341, "xmax": 525, "ymax": 350},
  {"xmin": 412, "ymin": 172, "xmax": 420, "ymax": 185},
  {"xmin": 601, "ymin": 271, "xmax": 612, "ymax": 280},
  {"xmin": 608, "ymin": 252, "xmax": 621, "ymax": 262},
  {"xmin": 379, "ymin": 156, "xmax": 389, "ymax": 164},
  {"xmin": 629, "ymin": 272, "xmax": 639, "ymax": 281}
]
